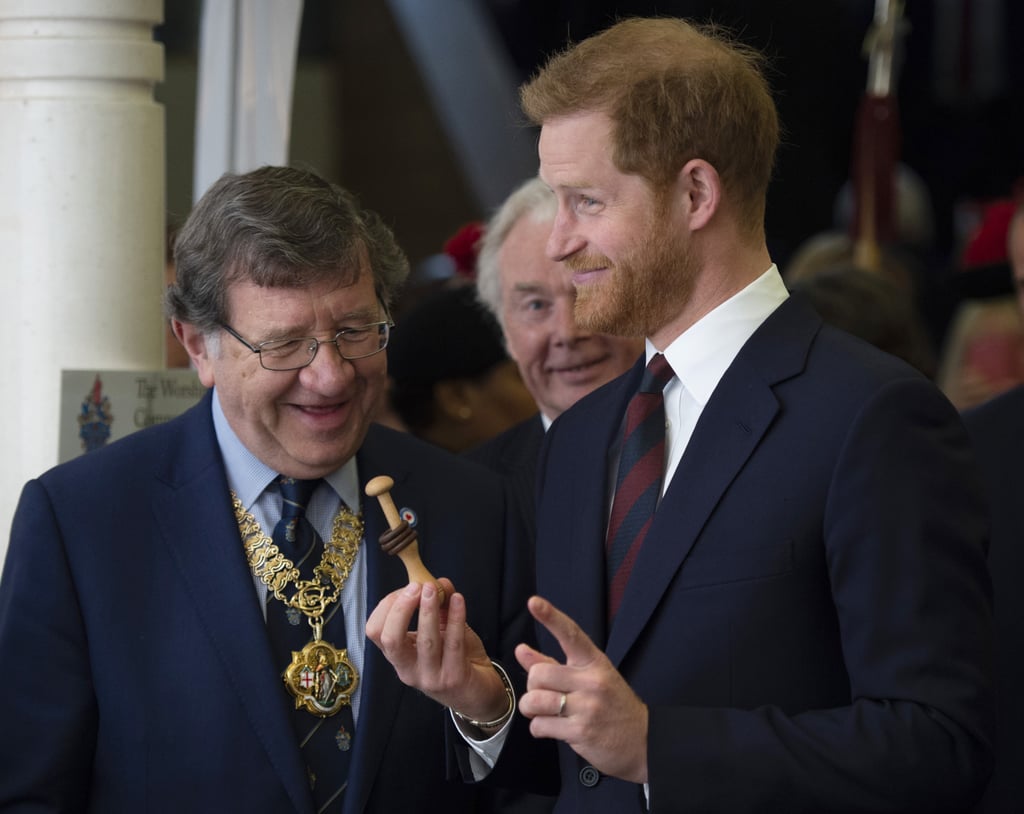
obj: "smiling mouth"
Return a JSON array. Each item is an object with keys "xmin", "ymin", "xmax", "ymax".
[
  {"xmin": 289, "ymin": 402, "xmax": 351, "ymax": 424},
  {"xmin": 571, "ymin": 267, "xmax": 607, "ymax": 284},
  {"xmin": 565, "ymin": 254, "xmax": 610, "ymax": 281},
  {"xmin": 553, "ymin": 356, "xmax": 608, "ymax": 375}
]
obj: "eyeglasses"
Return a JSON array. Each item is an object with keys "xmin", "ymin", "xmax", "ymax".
[{"xmin": 220, "ymin": 321, "xmax": 393, "ymax": 371}]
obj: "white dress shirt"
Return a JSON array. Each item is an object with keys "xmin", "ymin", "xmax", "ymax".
[{"xmin": 652, "ymin": 265, "xmax": 789, "ymax": 495}]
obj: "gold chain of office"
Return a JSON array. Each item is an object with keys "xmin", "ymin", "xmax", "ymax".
[{"xmin": 230, "ymin": 491, "xmax": 363, "ymax": 716}]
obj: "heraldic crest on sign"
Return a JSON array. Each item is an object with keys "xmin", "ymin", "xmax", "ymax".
[{"xmin": 78, "ymin": 374, "xmax": 113, "ymax": 453}]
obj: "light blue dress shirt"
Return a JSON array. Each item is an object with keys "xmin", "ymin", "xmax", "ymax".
[{"xmin": 210, "ymin": 390, "xmax": 368, "ymax": 722}]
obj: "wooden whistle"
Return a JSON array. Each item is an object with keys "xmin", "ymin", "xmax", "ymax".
[{"xmin": 365, "ymin": 475, "xmax": 446, "ymax": 604}]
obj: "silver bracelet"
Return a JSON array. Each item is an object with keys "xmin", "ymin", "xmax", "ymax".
[{"xmin": 449, "ymin": 661, "xmax": 515, "ymax": 730}]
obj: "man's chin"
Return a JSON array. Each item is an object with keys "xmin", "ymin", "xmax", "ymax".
[
  {"xmin": 576, "ymin": 302, "xmax": 643, "ymax": 338},
  {"xmin": 574, "ymin": 291, "xmax": 615, "ymax": 334}
]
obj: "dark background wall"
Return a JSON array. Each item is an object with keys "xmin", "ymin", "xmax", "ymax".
[{"xmin": 157, "ymin": 1, "xmax": 1024, "ymax": 277}]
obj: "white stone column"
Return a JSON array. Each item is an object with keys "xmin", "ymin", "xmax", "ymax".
[{"xmin": 0, "ymin": 0, "xmax": 165, "ymax": 554}]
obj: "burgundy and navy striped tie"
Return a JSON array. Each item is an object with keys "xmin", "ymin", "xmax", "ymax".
[{"xmin": 605, "ymin": 353, "xmax": 675, "ymax": 620}]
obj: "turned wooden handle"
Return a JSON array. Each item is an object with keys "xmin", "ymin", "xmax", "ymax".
[
  {"xmin": 365, "ymin": 475, "xmax": 445, "ymax": 601},
  {"xmin": 366, "ymin": 475, "xmax": 403, "ymax": 527}
]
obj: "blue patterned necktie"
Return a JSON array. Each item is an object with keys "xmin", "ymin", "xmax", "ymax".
[
  {"xmin": 266, "ymin": 476, "xmax": 353, "ymax": 812},
  {"xmin": 605, "ymin": 354, "xmax": 675, "ymax": 620}
]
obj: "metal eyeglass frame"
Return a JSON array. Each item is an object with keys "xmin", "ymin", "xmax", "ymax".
[{"xmin": 219, "ymin": 320, "xmax": 393, "ymax": 371}]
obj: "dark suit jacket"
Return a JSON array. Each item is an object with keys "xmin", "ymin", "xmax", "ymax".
[
  {"xmin": 466, "ymin": 414, "xmax": 545, "ymax": 539},
  {"xmin": 466, "ymin": 415, "xmax": 558, "ymax": 814},
  {"xmin": 523, "ymin": 295, "xmax": 994, "ymax": 813},
  {"xmin": 964, "ymin": 386, "xmax": 1024, "ymax": 814},
  {"xmin": 0, "ymin": 391, "xmax": 530, "ymax": 814}
]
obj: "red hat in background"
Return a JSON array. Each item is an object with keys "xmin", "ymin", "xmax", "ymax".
[
  {"xmin": 443, "ymin": 221, "xmax": 484, "ymax": 279},
  {"xmin": 961, "ymin": 199, "xmax": 1016, "ymax": 270}
]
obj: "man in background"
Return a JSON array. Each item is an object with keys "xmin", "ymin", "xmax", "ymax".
[
  {"xmin": 961, "ymin": 191, "xmax": 1024, "ymax": 813},
  {"xmin": 469, "ymin": 176, "xmax": 643, "ymax": 531}
]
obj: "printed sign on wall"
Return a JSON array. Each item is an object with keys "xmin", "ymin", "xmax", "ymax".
[{"xmin": 59, "ymin": 370, "xmax": 207, "ymax": 463}]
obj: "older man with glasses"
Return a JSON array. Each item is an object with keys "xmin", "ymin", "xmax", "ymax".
[{"xmin": 0, "ymin": 165, "xmax": 533, "ymax": 814}]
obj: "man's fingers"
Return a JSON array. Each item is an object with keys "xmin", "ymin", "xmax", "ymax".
[
  {"xmin": 527, "ymin": 595, "xmax": 601, "ymax": 667},
  {"xmin": 436, "ymin": 577, "xmax": 456, "ymax": 604},
  {"xmin": 518, "ymin": 685, "xmax": 570, "ymax": 722},
  {"xmin": 365, "ymin": 583, "xmax": 410, "ymax": 643},
  {"xmin": 371, "ymin": 583, "xmax": 422, "ymax": 659},
  {"xmin": 441, "ymin": 591, "xmax": 467, "ymax": 651},
  {"xmin": 415, "ymin": 582, "xmax": 444, "ymax": 667},
  {"xmin": 515, "ymin": 641, "xmax": 556, "ymax": 674},
  {"xmin": 365, "ymin": 589, "xmax": 396, "ymax": 643}
]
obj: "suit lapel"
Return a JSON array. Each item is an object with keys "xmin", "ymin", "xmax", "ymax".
[
  {"xmin": 606, "ymin": 297, "xmax": 820, "ymax": 666},
  {"xmin": 605, "ymin": 354, "xmax": 779, "ymax": 665},
  {"xmin": 150, "ymin": 397, "xmax": 312, "ymax": 813},
  {"xmin": 343, "ymin": 429, "xmax": 416, "ymax": 814},
  {"xmin": 543, "ymin": 364, "xmax": 642, "ymax": 650}
]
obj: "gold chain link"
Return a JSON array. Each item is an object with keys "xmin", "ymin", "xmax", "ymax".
[{"xmin": 231, "ymin": 491, "xmax": 362, "ymax": 624}]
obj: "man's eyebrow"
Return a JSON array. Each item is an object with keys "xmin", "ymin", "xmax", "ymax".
[
  {"xmin": 341, "ymin": 312, "xmax": 381, "ymax": 322},
  {"xmin": 263, "ymin": 310, "xmax": 382, "ymax": 337},
  {"xmin": 336, "ymin": 306, "xmax": 386, "ymax": 323}
]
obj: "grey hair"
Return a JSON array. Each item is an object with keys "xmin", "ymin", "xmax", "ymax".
[
  {"xmin": 165, "ymin": 165, "xmax": 409, "ymax": 332},
  {"xmin": 476, "ymin": 177, "xmax": 557, "ymax": 328}
]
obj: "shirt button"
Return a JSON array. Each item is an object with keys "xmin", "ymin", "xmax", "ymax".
[{"xmin": 579, "ymin": 765, "xmax": 600, "ymax": 787}]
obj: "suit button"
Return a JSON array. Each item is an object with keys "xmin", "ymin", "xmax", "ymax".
[{"xmin": 579, "ymin": 765, "xmax": 600, "ymax": 787}]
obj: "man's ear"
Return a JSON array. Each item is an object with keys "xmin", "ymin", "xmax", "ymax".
[
  {"xmin": 173, "ymin": 320, "xmax": 216, "ymax": 387},
  {"xmin": 676, "ymin": 158, "xmax": 721, "ymax": 232}
]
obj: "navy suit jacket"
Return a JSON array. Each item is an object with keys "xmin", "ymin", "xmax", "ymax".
[
  {"xmin": 525, "ymin": 295, "xmax": 994, "ymax": 813},
  {"xmin": 0, "ymin": 391, "xmax": 531, "ymax": 813},
  {"xmin": 466, "ymin": 415, "xmax": 559, "ymax": 814},
  {"xmin": 467, "ymin": 414, "xmax": 546, "ymax": 541},
  {"xmin": 964, "ymin": 386, "xmax": 1024, "ymax": 814}
]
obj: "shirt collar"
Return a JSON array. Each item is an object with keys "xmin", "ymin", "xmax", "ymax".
[
  {"xmin": 652, "ymin": 265, "xmax": 789, "ymax": 406},
  {"xmin": 210, "ymin": 387, "xmax": 361, "ymax": 510}
]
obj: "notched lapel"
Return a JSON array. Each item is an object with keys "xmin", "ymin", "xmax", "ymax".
[
  {"xmin": 541, "ymin": 366, "xmax": 641, "ymax": 649},
  {"xmin": 151, "ymin": 447, "xmax": 312, "ymax": 813},
  {"xmin": 604, "ymin": 297, "xmax": 818, "ymax": 665},
  {"xmin": 346, "ymin": 433, "xmax": 420, "ymax": 813}
]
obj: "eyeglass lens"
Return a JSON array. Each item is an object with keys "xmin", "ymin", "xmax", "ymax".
[{"xmin": 258, "ymin": 323, "xmax": 389, "ymax": 370}]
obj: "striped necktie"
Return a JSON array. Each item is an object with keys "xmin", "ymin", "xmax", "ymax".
[
  {"xmin": 266, "ymin": 476, "xmax": 353, "ymax": 812},
  {"xmin": 605, "ymin": 354, "xmax": 675, "ymax": 620}
]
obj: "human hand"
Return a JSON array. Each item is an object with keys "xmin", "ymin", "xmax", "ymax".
[
  {"xmin": 515, "ymin": 595, "xmax": 648, "ymax": 783},
  {"xmin": 365, "ymin": 578, "xmax": 509, "ymax": 725}
]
